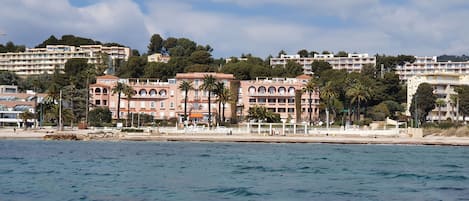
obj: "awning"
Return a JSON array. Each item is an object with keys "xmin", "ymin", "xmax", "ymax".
[{"xmin": 189, "ymin": 113, "xmax": 203, "ymax": 118}]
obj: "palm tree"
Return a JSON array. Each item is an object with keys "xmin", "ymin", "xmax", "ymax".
[
  {"xmin": 19, "ymin": 111, "xmax": 35, "ymax": 130},
  {"xmin": 112, "ymin": 82, "xmax": 126, "ymax": 121},
  {"xmin": 320, "ymin": 81, "xmax": 337, "ymax": 124},
  {"xmin": 123, "ymin": 84, "xmax": 135, "ymax": 127},
  {"xmin": 449, "ymin": 94, "xmax": 459, "ymax": 122},
  {"xmin": 302, "ymin": 78, "xmax": 317, "ymax": 126},
  {"xmin": 214, "ymin": 81, "xmax": 225, "ymax": 126},
  {"xmin": 346, "ymin": 82, "xmax": 371, "ymax": 122},
  {"xmin": 178, "ymin": 80, "xmax": 194, "ymax": 123},
  {"xmin": 218, "ymin": 87, "xmax": 232, "ymax": 123},
  {"xmin": 436, "ymin": 98, "xmax": 446, "ymax": 124},
  {"xmin": 199, "ymin": 74, "xmax": 217, "ymax": 129}
]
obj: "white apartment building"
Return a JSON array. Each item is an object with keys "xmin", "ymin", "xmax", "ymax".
[
  {"xmin": 147, "ymin": 53, "xmax": 170, "ymax": 63},
  {"xmin": 407, "ymin": 73, "xmax": 469, "ymax": 122},
  {"xmin": 0, "ymin": 45, "xmax": 131, "ymax": 76},
  {"xmin": 270, "ymin": 53, "xmax": 376, "ymax": 74},
  {"xmin": 396, "ymin": 56, "xmax": 469, "ymax": 81}
]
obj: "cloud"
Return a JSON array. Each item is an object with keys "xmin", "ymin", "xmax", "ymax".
[{"xmin": 1, "ymin": 0, "xmax": 469, "ymax": 57}]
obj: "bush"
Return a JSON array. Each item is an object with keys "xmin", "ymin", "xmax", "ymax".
[{"xmin": 358, "ymin": 118, "xmax": 372, "ymax": 126}]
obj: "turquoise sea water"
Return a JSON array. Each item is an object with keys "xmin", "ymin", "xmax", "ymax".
[{"xmin": 0, "ymin": 140, "xmax": 468, "ymax": 201}]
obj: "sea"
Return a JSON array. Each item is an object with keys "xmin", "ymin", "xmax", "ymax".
[{"xmin": 0, "ymin": 140, "xmax": 468, "ymax": 201}]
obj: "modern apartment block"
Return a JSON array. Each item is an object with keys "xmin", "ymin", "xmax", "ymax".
[
  {"xmin": 0, "ymin": 86, "xmax": 46, "ymax": 127},
  {"xmin": 406, "ymin": 72, "xmax": 469, "ymax": 121},
  {"xmin": 396, "ymin": 56, "xmax": 469, "ymax": 81},
  {"xmin": 0, "ymin": 45, "xmax": 131, "ymax": 76},
  {"xmin": 239, "ymin": 75, "xmax": 320, "ymax": 123},
  {"xmin": 90, "ymin": 73, "xmax": 319, "ymax": 124},
  {"xmin": 270, "ymin": 53, "xmax": 376, "ymax": 74}
]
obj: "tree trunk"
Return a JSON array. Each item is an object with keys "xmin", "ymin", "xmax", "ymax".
[
  {"xmin": 218, "ymin": 100, "xmax": 221, "ymax": 126},
  {"xmin": 117, "ymin": 93, "xmax": 121, "ymax": 120},
  {"xmin": 222, "ymin": 103, "xmax": 225, "ymax": 123},
  {"xmin": 438, "ymin": 105, "xmax": 441, "ymax": 124},
  {"xmin": 308, "ymin": 92, "xmax": 312, "ymax": 126},
  {"xmin": 127, "ymin": 98, "xmax": 130, "ymax": 127},
  {"xmin": 184, "ymin": 91, "xmax": 188, "ymax": 123},
  {"xmin": 208, "ymin": 93, "xmax": 211, "ymax": 129}
]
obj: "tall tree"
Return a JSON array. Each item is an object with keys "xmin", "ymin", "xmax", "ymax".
[
  {"xmin": 112, "ymin": 82, "xmax": 126, "ymax": 121},
  {"xmin": 410, "ymin": 83, "xmax": 437, "ymax": 126},
  {"xmin": 214, "ymin": 81, "xmax": 225, "ymax": 125},
  {"xmin": 297, "ymin": 49, "xmax": 309, "ymax": 57},
  {"xmin": 302, "ymin": 78, "xmax": 317, "ymax": 125},
  {"xmin": 123, "ymin": 84, "xmax": 135, "ymax": 127},
  {"xmin": 148, "ymin": 34, "xmax": 164, "ymax": 54},
  {"xmin": 435, "ymin": 99, "xmax": 446, "ymax": 124},
  {"xmin": 346, "ymin": 82, "xmax": 372, "ymax": 121},
  {"xmin": 178, "ymin": 80, "xmax": 194, "ymax": 123},
  {"xmin": 218, "ymin": 87, "xmax": 232, "ymax": 123},
  {"xmin": 199, "ymin": 75, "xmax": 217, "ymax": 129}
]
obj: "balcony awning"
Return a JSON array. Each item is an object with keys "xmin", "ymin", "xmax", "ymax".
[{"xmin": 189, "ymin": 113, "xmax": 203, "ymax": 118}]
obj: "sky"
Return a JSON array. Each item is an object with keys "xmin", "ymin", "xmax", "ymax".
[{"xmin": 1, "ymin": 0, "xmax": 469, "ymax": 58}]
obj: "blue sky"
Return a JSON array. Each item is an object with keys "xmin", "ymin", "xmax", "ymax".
[{"xmin": 1, "ymin": 0, "xmax": 469, "ymax": 58}]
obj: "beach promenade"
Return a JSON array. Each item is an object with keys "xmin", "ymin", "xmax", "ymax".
[{"xmin": 1, "ymin": 127, "xmax": 469, "ymax": 146}]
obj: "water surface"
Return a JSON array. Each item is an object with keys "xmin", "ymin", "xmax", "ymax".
[{"xmin": 1, "ymin": 140, "xmax": 468, "ymax": 200}]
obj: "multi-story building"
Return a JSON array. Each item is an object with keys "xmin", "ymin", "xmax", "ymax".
[
  {"xmin": 270, "ymin": 53, "xmax": 376, "ymax": 74},
  {"xmin": 147, "ymin": 53, "xmax": 170, "ymax": 63},
  {"xmin": 0, "ymin": 86, "xmax": 46, "ymax": 127},
  {"xmin": 0, "ymin": 45, "xmax": 131, "ymax": 76},
  {"xmin": 239, "ymin": 75, "xmax": 320, "ymax": 122},
  {"xmin": 90, "ymin": 73, "xmax": 235, "ymax": 124},
  {"xmin": 406, "ymin": 72, "xmax": 469, "ymax": 121},
  {"xmin": 396, "ymin": 56, "xmax": 469, "ymax": 81}
]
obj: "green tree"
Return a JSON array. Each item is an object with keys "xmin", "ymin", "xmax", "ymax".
[
  {"xmin": 178, "ymin": 80, "xmax": 194, "ymax": 123},
  {"xmin": 302, "ymin": 78, "xmax": 317, "ymax": 125},
  {"xmin": 19, "ymin": 111, "xmax": 35, "ymax": 130},
  {"xmin": 117, "ymin": 56, "xmax": 147, "ymax": 78},
  {"xmin": 346, "ymin": 82, "xmax": 372, "ymax": 122},
  {"xmin": 320, "ymin": 81, "xmax": 338, "ymax": 122},
  {"xmin": 0, "ymin": 71, "xmax": 20, "ymax": 85},
  {"xmin": 218, "ymin": 87, "xmax": 232, "ymax": 123},
  {"xmin": 88, "ymin": 107, "xmax": 112, "ymax": 127},
  {"xmin": 112, "ymin": 82, "xmax": 126, "ymax": 121},
  {"xmin": 335, "ymin": 51, "xmax": 348, "ymax": 57},
  {"xmin": 435, "ymin": 99, "xmax": 446, "ymax": 124},
  {"xmin": 123, "ymin": 84, "xmax": 135, "ymax": 127},
  {"xmin": 455, "ymin": 86, "xmax": 469, "ymax": 121},
  {"xmin": 199, "ymin": 74, "xmax": 217, "ymax": 128},
  {"xmin": 311, "ymin": 61, "xmax": 332, "ymax": 75},
  {"xmin": 148, "ymin": 34, "xmax": 164, "ymax": 54},
  {"xmin": 297, "ymin": 49, "xmax": 309, "ymax": 57},
  {"xmin": 247, "ymin": 105, "xmax": 280, "ymax": 123},
  {"xmin": 285, "ymin": 61, "xmax": 304, "ymax": 77},
  {"xmin": 189, "ymin": 50, "xmax": 213, "ymax": 64},
  {"xmin": 144, "ymin": 62, "xmax": 174, "ymax": 81},
  {"xmin": 410, "ymin": 83, "xmax": 437, "ymax": 126}
]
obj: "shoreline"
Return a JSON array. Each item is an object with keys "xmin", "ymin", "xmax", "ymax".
[{"xmin": 1, "ymin": 128, "xmax": 469, "ymax": 146}]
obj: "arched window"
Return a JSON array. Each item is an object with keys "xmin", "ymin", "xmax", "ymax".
[
  {"xmin": 248, "ymin": 86, "xmax": 256, "ymax": 95},
  {"xmin": 268, "ymin": 86, "xmax": 276, "ymax": 94},
  {"xmin": 288, "ymin": 87, "xmax": 295, "ymax": 95},
  {"xmin": 149, "ymin": 89, "xmax": 157, "ymax": 96},
  {"xmin": 94, "ymin": 88, "xmax": 101, "ymax": 94},
  {"xmin": 159, "ymin": 89, "xmax": 167, "ymax": 96},
  {"xmin": 139, "ymin": 89, "xmax": 147, "ymax": 96},
  {"xmin": 258, "ymin": 86, "xmax": 266, "ymax": 94},
  {"xmin": 278, "ymin": 87, "xmax": 286, "ymax": 95},
  {"xmin": 102, "ymin": 88, "xmax": 108, "ymax": 94}
]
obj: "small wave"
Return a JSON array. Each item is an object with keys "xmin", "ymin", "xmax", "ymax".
[
  {"xmin": 392, "ymin": 173, "xmax": 431, "ymax": 180},
  {"xmin": 206, "ymin": 187, "xmax": 261, "ymax": 197},
  {"xmin": 0, "ymin": 169, "xmax": 13, "ymax": 174},
  {"xmin": 433, "ymin": 175, "xmax": 468, "ymax": 181},
  {"xmin": 437, "ymin": 187, "xmax": 467, "ymax": 191},
  {"xmin": 440, "ymin": 164, "xmax": 463, "ymax": 168},
  {"xmin": 0, "ymin": 156, "xmax": 24, "ymax": 160},
  {"xmin": 198, "ymin": 154, "xmax": 210, "ymax": 157},
  {"xmin": 23, "ymin": 170, "xmax": 56, "ymax": 175}
]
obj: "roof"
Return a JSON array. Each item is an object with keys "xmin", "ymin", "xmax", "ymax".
[
  {"xmin": 296, "ymin": 74, "xmax": 312, "ymax": 79},
  {"xmin": 97, "ymin": 75, "xmax": 119, "ymax": 79},
  {"xmin": 0, "ymin": 101, "xmax": 35, "ymax": 109},
  {"xmin": 90, "ymin": 83, "xmax": 110, "ymax": 88},
  {"xmin": 176, "ymin": 72, "xmax": 235, "ymax": 80}
]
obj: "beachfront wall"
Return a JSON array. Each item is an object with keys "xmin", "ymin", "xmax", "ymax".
[
  {"xmin": 239, "ymin": 75, "xmax": 320, "ymax": 123},
  {"xmin": 175, "ymin": 72, "xmax": 235, "ymax": 124}
]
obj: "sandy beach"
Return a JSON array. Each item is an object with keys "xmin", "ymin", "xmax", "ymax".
[{"xmin": 1, "ymin": 127, "xmax": 469, "ymax": 146}]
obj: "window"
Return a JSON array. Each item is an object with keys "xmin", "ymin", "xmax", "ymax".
[
  {"xmin": 278, "ymin": 87, "xmax": 286, "ymax": 95},
  {"xmin": 170, "ymin": 102, "xmax": 174, "ymax": 108},
  {"xmin": 288, "ymin": 87, "xmax": 295, "ymax": 95},
  {"xmin": 268, "ymin": 99, "xmax": 276, "ymax": 103},
  {"xmin": 258, "ymin": 86, "xmax": 266, "ymax": 94},
  {"xmin": 258, "ymin": 98, "xmax": 266, "ymax": 103},
  {"xmin": 130, "ymin": 101, "xmax": 135, "ymax": 108},
  {"xmin": 288, "ymin": 108, "xmax": 294, "ymax": 113},
  {"xmin": 160, "ymin": 102, "xmax": 165, "ymax": 108},
  {"xmin": 248, "ymin": 86, "xmax": 256, "ymax": 95},
  {"xmin": 278, "ymin": 108, "xmax": 286, "ymax": 112},
  {"xmin": 159, "ymin": 90, "xmax": 167, "ymax": 96},
  {"xmin": 149, "ymin": 89, "xmax": 157, "ymax": 96},
  {"xmin": 268, "ymin": 86, "xmax": 276, "ymax": 94},
  {"xmin": 150, "ymin": 101, "xmax": 155, "ymax": 108},
  {"xmin": 140, "ymin": 102, "xmax": 145, "ymax": 108},
  {"xmin": 278, "ymin": 99, "xmax": 286, "ymax": 103},
  {"xmin": 95, "ymin": 100, "xmax": 101, "ymax": 105},
  {"xmin": 103, "ymin": 100, "xmax": 107, "ymax": 106},
  {"xmin": 139, "ymin": 89, "xmax": 147, "ymax": 96},
  {"xmin": 249, "ymin": 98, "xmax": 256, "ymax": 103},
  {"xmin": 170, "ymin": 90, "xmax": 174, "ymax": 96},
  {"xmin": 288, "ymin": 98, "xmax": 295, "ymax": 103}
]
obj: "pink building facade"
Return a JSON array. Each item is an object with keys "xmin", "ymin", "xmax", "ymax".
[
  {"xmin": 239, "ymin": 75, "xmax": 320, "ymax": 122},
  {"xmin": 90, "ymin": 73, "xmax": 319, "ymax": 124}
]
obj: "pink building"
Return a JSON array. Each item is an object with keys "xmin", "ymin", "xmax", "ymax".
[
  {"xmin": 175, "ymin": 72, "xmax": 235, "ymax": 124},
  {"xmin": 90, "ymin": 73, "xmax": 235, "ymax": 124},
  {"xmin": 239, "ymin": 75, "xmax": 320, "ymax": 122}
]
